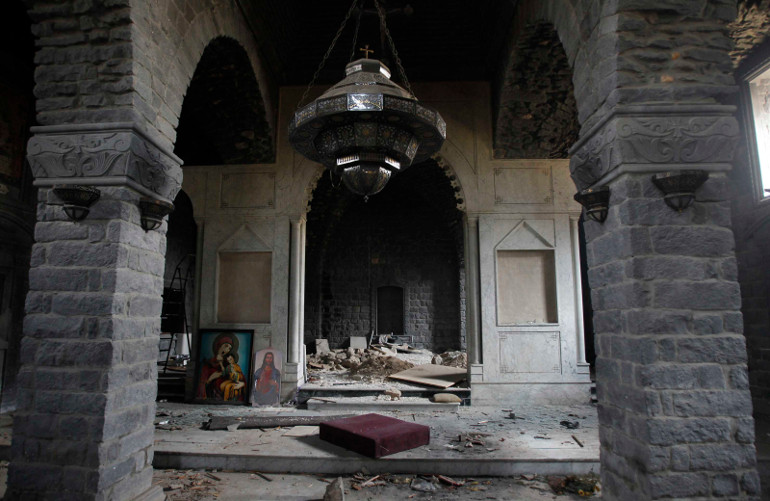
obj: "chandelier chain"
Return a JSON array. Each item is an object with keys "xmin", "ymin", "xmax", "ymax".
[
  {"xmin": 297, "ymin": 0, "xmax": 359, "ymax": 108},
  {"xmin": 349, "ymin": 0, "xmax": 364, "ymax": 62},
  {"xmin": 374, "ymin": 0, "xmax": 414, "ymax": 98}
]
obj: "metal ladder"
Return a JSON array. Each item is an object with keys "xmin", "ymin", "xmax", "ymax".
[{"xmin": 159, "ymin": 254, "xmax": 194, "ymax": 374}]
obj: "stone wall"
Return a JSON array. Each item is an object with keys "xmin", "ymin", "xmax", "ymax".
[
  {"xmin": 585, "ymin": 172, "xmax": 759, "ymax": 499},
  {"xmin": 304, "ymin": 162, "xmax": 464, "ymax": 352},
  {"xmin": 494, "ymin": 0, "xmax": 737, "ymax": 155},
  {"xmin": 130, "ymin": 0, "xmax": 275, "ymax": 150},
  {"xmin": 494, "ymin": 22, "xmax": 579, "ymax": 159},
  {"xmin": 10, "ymin": 185, "xmax": 171, "ymax": 499},
  {"xmin": 731, "ymin": 0, "xmax": 770, "ymax": 67},
  {"xmin": 26, "ymin": 0, "xmax": 275, "ymax": 153},
  {"xmin": 174, "ymin": 36, "xmax": 274, "ymax": 165}
]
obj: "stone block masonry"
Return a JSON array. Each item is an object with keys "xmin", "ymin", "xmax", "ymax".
[
  {"xmin": 9, "ymin": 185, "xmax": 169, "ymax": 500},
  {"xmin": 585, "ymin": 172, "xmax": 759, "ymax": 499}
]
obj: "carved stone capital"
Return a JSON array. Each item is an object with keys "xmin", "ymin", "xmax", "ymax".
[
  {"xmin": 27, "ymin": 123, "xmax": 183, "ymax": 202},
  {"xmin": 569, "ymin": 105, "xmax": 740, "ymax": 189}
]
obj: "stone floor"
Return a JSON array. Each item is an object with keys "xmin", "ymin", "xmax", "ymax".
[
  {"xmin": 0, "ymin": 404, "xmax": 768, "ymax": 499},
  {"xmin": 152, "ymin": 402, "xmax": 600, "ymax": 476},
  {"xmin": 151, "ymin": 470, "xmax": 601, "ymax": 500}
]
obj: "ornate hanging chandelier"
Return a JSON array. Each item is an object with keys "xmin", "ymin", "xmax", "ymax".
[{"xmin": 288, "ymin": 0, "xmax": 446, "ymax": 200}]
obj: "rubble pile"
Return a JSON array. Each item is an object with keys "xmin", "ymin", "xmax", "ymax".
[
  {"xmin": 432, "ymin": 350, "xmax": 467, "ymax": 368},
  {"xmin": 307, "ymin": 346, "xmax": 415, "ymax": 376},
  {"xmin": 350, "ymin": 355, "xmax": 414, "ymax": 376}
]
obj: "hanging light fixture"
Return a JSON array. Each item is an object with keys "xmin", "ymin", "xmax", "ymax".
[{"xmin": 288, "ymin": 0, "xmax": 446, "ymax": 201}]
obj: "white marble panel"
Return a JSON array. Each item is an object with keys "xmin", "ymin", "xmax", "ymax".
[
  {"xmin": 499, "ymin": 331, "xmax": 561, "ymax": 374},
  {"xmin": 220, "ymin": 172, "xmax": 275, "ymax": 209},
  {"xmin": 494, "ymin": 166, "xmax": 552, "ymax": 204}
]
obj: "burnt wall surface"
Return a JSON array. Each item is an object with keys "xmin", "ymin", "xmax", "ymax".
[
  {"xmin": 304, "ymin": 161, "xmax": 464, "ymax": 352},
  {"xmin": 174, "ymin": 37, "xmax": 274, "ymax": 165},
  {"xmin": 495, "ymin": 22, "xmax": 579, "ymax": 159},
  {"xmin": 731, "ymin": 0, "xmax": 770, "ymax": 68}
]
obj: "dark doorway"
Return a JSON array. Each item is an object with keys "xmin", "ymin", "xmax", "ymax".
[{"xmin": 377, "ymin": 286, "xmax": 404, "ymax": 335}]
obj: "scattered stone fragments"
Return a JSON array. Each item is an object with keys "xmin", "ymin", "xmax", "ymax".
[
  {"xmin": 350, "ymin": 355, "xmax": 414, "ymax": 376},
  {"xmin": 323, "ymin": 477, "xmax": 345, "ymax": 501},
  {"xmin": 547, "ymin": 474, "xmax": 600, "ymax": 496},
  {"xmin": 384, "ymin": 389, "xmax": 402, "ymax": 400},
  {"xmin": 432, "ymin": 393, "xmax": 462, "ymax": 403},
  {"xmin": 307, "ymin": 344, "xmax": 469, "ymax": 379},
  {"xmin": 410, "ymin": 477, "xmax": 438, "ymax": 492},
  {"xmin": 433, "ymin": 350, "xmax": 468, "ymax": 368}
]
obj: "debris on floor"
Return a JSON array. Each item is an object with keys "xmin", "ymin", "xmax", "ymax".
[
  {"xmin": 350, "ymin": 355, "xmax": 414, "ymax": 377},
  {"xmin": 388, "ymin": 364, "xmax": 467, "ymax": 388},
  {"xmin": 548, "ymin": 474, "xmax": 601, "ymax": 496},
  {"xmin": 157, "ymin": 470, "xmax": 220, "ymax": 500},
  {"xmin": 432, "ymin": 392, "xmax": 462, "ymax": 403},
  {"xmin": 410, "ymin": 476, "xmax": 439, "ymax": 492},
  {"xmin": 432, "ymin": 350, "xmax": 468, "ymax": 368},
  {"xmin": 323, "ymin": 477, "xmax": 345, "ymax": 501},
  {"xmin": 207, "ymin": 414, "xmax": 356, "ymax": 430},
  {"xmin": 384, "ymin": 388, "xmax": 402, "ymax": 400}
]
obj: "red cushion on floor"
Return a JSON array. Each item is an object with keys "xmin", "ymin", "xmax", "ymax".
[{"xmin": 319, "ymin": 413, "xmax": 430, "ymax": 458}]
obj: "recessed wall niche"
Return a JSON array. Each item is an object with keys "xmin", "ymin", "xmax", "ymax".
[
  {"xmin": 217, "ymin": 251, "xmax": 272, "ymax": 324},
  {"xmin": 496, "ymin": 249, "xmax": 557, "ymax": 325}
]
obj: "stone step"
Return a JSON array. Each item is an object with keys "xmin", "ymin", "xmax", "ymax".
[
  {"xmin": 298, "ymin": 384, "xmax": 471, "ymax": 406},
  {"xmin": 306, "ymin": 398, "xmax": 460, "ymax": 413}
]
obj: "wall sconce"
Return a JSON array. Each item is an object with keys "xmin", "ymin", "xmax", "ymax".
[
  {"xmin": 139, "ymin": 198, "xmax": 174, "ymax": 231},
  {"xmin": 574, "ymin": 185, "xmax": 610, "ymax": 223},
  {"xmin": 651, "ymin": 170, "xmax": 709, "ymax": 211},
  {"xmin": 52, "ymin": 185, "xmax": 101, "ymax": 221}
]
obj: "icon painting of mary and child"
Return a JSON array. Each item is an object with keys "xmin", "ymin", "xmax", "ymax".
[{"xmin": 196, "ymin": 332, "xmax": 250, "ymax": 403}]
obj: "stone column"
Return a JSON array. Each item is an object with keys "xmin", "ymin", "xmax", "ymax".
[
  {"xmin": 299, "ymin": 217, "xmax": 307, "ymax": 357},
  {"xmin": 287, "ymin": 215, "xmax": 306, "ymax": 365},
  {"xmin": 10, "ymin": 123, "xmax": 181, "ymax": 500},
  {"xmin": 571, "ymin": 105, "xmax": 760, "ymax": 499},
  {"xmin": 463, "ymin": 214, "xmax": 483, "ymax": 381},
  {"xmin": 570, "ymin": 215, "xmax": 589, "ymax": 372}
]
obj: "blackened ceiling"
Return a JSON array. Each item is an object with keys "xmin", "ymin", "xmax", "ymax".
[{"xmin": 240, "ymin": 0, "xmax": 518, "ymax": 86}]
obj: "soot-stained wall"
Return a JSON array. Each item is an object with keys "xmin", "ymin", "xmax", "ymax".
[{"xmin": 305, "ymin": 161, "xmax": 464, "ymax": 352}]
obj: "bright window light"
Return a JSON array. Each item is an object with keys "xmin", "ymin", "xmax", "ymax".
[{"xmin": 748, "ymin": 65, "xmax": 770, "ymax": 198}]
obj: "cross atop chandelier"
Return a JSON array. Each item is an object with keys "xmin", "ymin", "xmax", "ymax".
[{"xmin": 288, "ymin": 0, "xmax": 446, "ymax": 201}]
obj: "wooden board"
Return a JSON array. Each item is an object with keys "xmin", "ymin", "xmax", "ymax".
[
  {"xmin": 388, "ymin": 364, "xmax": 467, "ymax": 388},
  {"xmin": 283, "ymin": 426, "xmax": 319, "ymax": 437},
  {"xmin": 207, "ymin": 414, "xmax": 355, "ymax": 430}
]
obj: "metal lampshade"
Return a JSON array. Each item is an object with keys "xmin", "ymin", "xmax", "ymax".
[
  {"xmin": 651, "ymin": 170, "xmax": 709, "ymax": 211},
  {"xmin": 52, "ymin": 185, "xmax": 101, "ymax": 221},
  {"xmin": 574, "ymin": 186, "xmax": 610, "ymax": 223},
  {"xmin": 139, "ymin": 198, "xmax": 175, "ymax": 231},
  {"xmin": 289, "ymin": 58, "xmax": 446, "ymax": 200}
]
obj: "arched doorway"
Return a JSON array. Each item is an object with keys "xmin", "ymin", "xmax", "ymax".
[{"xmin": 305, "ymin": 159, "xmax": 465, "ymax": 353}]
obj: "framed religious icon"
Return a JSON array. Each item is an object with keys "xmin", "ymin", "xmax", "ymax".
[
  {"xmin": 251, "ymin": 347, "xmax": 283, "ymax": 406},
  {"xmin": 195, "ymin": 330, "xmax": 253, "ymax": 404}
]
